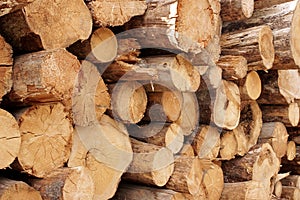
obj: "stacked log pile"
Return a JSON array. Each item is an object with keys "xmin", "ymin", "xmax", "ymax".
[{"xmin": 0, "ymin": 0, "xmax": 300, "ymax": 199}]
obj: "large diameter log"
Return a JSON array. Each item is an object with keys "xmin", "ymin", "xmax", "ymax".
[
  {"xmin": 0, "ymin": 0, "xmax": 92, "ymax": 53},
  {"xmin": 166, "ymin": 157, "xmax": 203, "ymax": 196},
  {"xmin": 9, "ymin": 49, "xmax": 80, "ymax": 105},
  {"xmin": 0, "ymin": 109, "xmax": 21, "ymax": 169},
  {"xmin": 220, "ymin": 181, "xmax": 270, "ymax": 200},
  {"xmin": 213, "ymin": 80, "xmax": 241, "ymax": 130},
  {"xmin": 109, "ymin": 81, "xmax": 147, "ymax": 124},
  {"xmin": 124, "ymin": 0, "xmax": 221, "ymax": 54},
  {"xmin": 278, "ymin": 69, "xmax": 300, "ymax": 103},
  {"xmin": 258, "ymin": 122, "xmax": 289, "ymax": 159},
  {"xmin": 128, "ymin": 123, "xmax": 184, "ymax": 154},
  {"xmin": 222, "ymin": 143, "xmax": 280, "ymax": 183},
  {"xmin": 281, "ymin": 186, "xmax": 300, "ymax": 200},
  {"xmin": 190, "ymin": 125, "xmax": 220, "ymax": 160},
  {"xmin": 29, "ymin": 167, "xmax": 94, "ymax": 200},
  {"xmin": 68, "ymin": 27, "xmax": 118, "ymax": 63},
  {"xmin": 123, "ymin": 138, "xmax": 174, "ymax": 187},
  {"xmin": 0, "ymin": 35, "xmax": 13, "ymax": 66},
  {"xmin": 87, "ymin": 0, "xmax": 147, "ymax": 27},
  {"xmin": 72, "ymin": 61, "xmax": 110, "ymax": 127},
  {"xmin": 68, "ymin": 115, "xmax": 133, "ymax": 200},
  {"xmin": 221, "ymin": 25, "xmax": 275, "ymax": 70},
  {"xmin": 12, "ymin": 103, "xmax": 73, "ymax": 178},
  {"xmin": 217, "ymin": 55, "xmax": 248, "ymax": 80},
  {"xmin": 175, "ymin": 92, "xmax": 199, "ymax": 136},
  {"xmin": 0, "ymin": 0, "xmax": 35, "ymax": 17},
  {"xmin": 0, "ymin": 178, "xmax": 42, "ymax": 200},
  {"xmin": 220, "ymin": 0, "xmax": 254, "ymax": 21},
  {"xmin": 112, "ymin": 184, "xmax": 186, "ymax": 200}
]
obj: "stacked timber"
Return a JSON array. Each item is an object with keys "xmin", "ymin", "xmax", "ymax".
[{"xmin": 0, "ymin": 0, "xmax": 300, "ymax": 199}]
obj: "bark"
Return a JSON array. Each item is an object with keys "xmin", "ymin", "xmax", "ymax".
[
  {"xmin": 0, "ymin": 0, "xmax": 35, "ymax": 17},
  {"xmin": 281, "ymin": 175, "xmax": 300, "ymax": 188},
  {"xmin": 217, "ymin": 55, "xmax": 248, "ymax": 80},
  {"xmin": 281, "ymin": 186, "xmax": 300, "ymax": 200},
  {"xmin": 220, "ymin": 0, "xmax": 254, "ymax": 21}
]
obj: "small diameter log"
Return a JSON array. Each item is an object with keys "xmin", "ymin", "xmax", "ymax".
[
  {"xmin": 124, "ymin": 0, "xmax": 221, "ymax": 54},
  {"xmin": 175, "ymin": 92, "xmax": 199, "ymax": 136},
  {"xmin": 220, "ymin": 0, "xmax": 254, "ymax": 22},
  {"xmin": 287, "ymin": 141, "xmax": 297, "ymax": 161},
  {"xmin": 0, "ymin": 0, "xmax": 35, "ymax": 17},
  {"xmin": 9, "ymin": 49, "xmax": 80, "ymax": 106},
  {"xmin": 0, "ymin": 67, "xmax": 12, "ymax": 102},
  {"xmin": 261, "ymin": 104, "xmax": 300, "ymax": 127},
  {"xmin": 217, "ymin": 55, "xmax": 248, "ymax": 80},
  {"xmin": 109, "ymin": 81, "xmax": 147, "ymax": 124},
  {"xmin": 166, "ymin": 157, "xmax": 203, "ymax": 196},
  {"xmin": 0, "ymin": 178, "xmax": 42, "ymax": 200},
  {"xmin": 291, "ymin": 0, "xmax": 300, "ymax": 67},
  {"xmin": 221, "ymin": 181, "xmax": 271, "ymax": 200},
  {"xmin": 234, "ymin": 100, "xmax": 262, "ymax": 156},
  {"xmin": 0, "ymin": 0, "xmax": 92, "ymax": 52},
  {"xmin": 144, "ymin": 90, "xmax": 183, "ymax": 122},
  {"xmin": 0, "ymin": 109, "xmax": 21, "ymax": 169},
  {"xmin": 219, "ymin": 131, "xmax": 238, "ymax": 160},
  {"xmin": 0, "ymin": 35, "xmax": 13, "ymax": 66},
  {"xmin": 274, "ymin": 181, "xmax": 282, "ymax": 198},
  {"xmin": 112, "ymin": 184, "xmax": 186, "ymax": 200},
  {"xmin": 278, "ymin": 70, "xmax": 300, "ymax": 103},
  {"xmin": 68, "ymin": 27, "xmax": 118, "ymax": 63},
  {"xmin": 258, "ymin": 122, "xmax": 289, "ymax": 159},
  {"xmin": 12, "ymin": 103, "xmax": 73, "ymax": 177},
  {"xmin": 221, "ymin": 25, "xmax": 274, "ymax": 70},
  {"xmin": 237, "ymin": 71, "xmax": 261, "ymax": 101},
  {"xmin": 123, "ymin": 138, "xmax": 174, "ymax": 187},
  {"xmin": 222, "ymin": 143, "xmax": 280, "ymax": 183},
  {"xmin": 213, "ymin": 80, "xmax": 241, "ymax": 130},
  {"xmin": 87, "ymin": 0, "xmax": 147, "ymax": 27},
  {"xmin": 190, "ymin": 125, "xmax": 220, "ymax": 160},
  {"xmin": 29, "ymin": 167, "xmax": 94, "ymax": 200},
  {"xmin": 281, "ymin": 186, "xmax": 300, "ymax": 200},
  {"xmin": 128, "ymin": 123, "xmax": 184, "ymax": 154},
  {"xmin": 281, "ymin": 175, "xmax": 300, "ymax": 188},
  {"xmin": 72, "ymin": 61, "xmax": 110, "ymax": 127},
  {"xmin": 68, "ymin": 115, "xmax": 133, "ymax": 200}
]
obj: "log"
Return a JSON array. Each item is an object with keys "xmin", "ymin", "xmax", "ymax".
[
  {"xmin": 115, "ymin": 38, "xmax": 141, "ymax": 63},
  {"xmin": 220, "ymin": 0, "xmax": 254, "ymax": 21},
  {"xmin": 0, "ymin": 0, "xmax": 35, "ymax": 17},
  {"xmin": 9, "ymin": 49, "xmax": 80, "ymax": 106},
  {"xmin": 109, "ymin": 81, "xmax": 147, "ymax": 124},
  {"xmin": 217, "ymin": 55, "xmax": 248, "ymax": 80},
  {"xmin": 29, "ymin": 167, "xmax": 94, "ymax": 200},
  {"xmin": 0, "ymin": 178, "xmax": 42, "ymax": 200},
  {"xmin": 287, "ymin": 141, "xmax": 297, "ymax": 161},
  {"xmin": 124, "ymin": 0, "xmax": 221, "ymax": 54},
  {"xmin": 261, "ymin": 104, "xmax": 300, "ymax": 127},
  {"xmin": 274, "ymin": 181, "xmax": 282, "ymax": 198},
  {"xmin": 12, "ymin": 103, "xmax": 73, "ymax": 178},
  {"xmin": 190, "ymin": 125, "xmax": 220, "ymax": 160},
  {"xmin": 166, "ymin": 157, "xmax": 203, "ymax": 196},
  {"xmin": 278, "ymin": 70, "xmax": 300, "ymax": 103},
  {"xmin": 68, "ymin": 115, "xmax": 133, "ymax": 200},
  {"xmin": 0, "ymin": 0, "xmax": 92, "ymax": 53},
  {"xmin": 281, "ymin": 175, "xmax": 300, "ymax": 188},
  {"xmin": 222, "ymin": 143, "xmax": 280, "ymax": 183},
  {"xmin": 0, "ymin": 108, "xmax": 21, "ymax": 169},
  {"xmin": 87, "ymin": 0, "xmax": 147, "ymax": 27},
  {"xmin": 254, "ymin": 0, "xmax": 294, "ymax": 9},
  {"xmin": 281, "ymin": 186, "xmax": 300, "ymax": 200},
  {"xmin": 123, "ymin": 138, "xmax": 174, "ymax": 187},
  {"xmin": 72, "ymin": 60, "xmax": 110, "ymax": 126},
  {"xmin": 220, "ymin": 181, "xmax": 271, "ymax": 200},
  {"xmin": 213, "ymin": 80, "xmax": 241, "ymax": 130},
  {"xmin": 112, "ymin": 184, "xmax": 186, "ymax": 200},
  {"xmin": 144, "ymin": 90, "xmax": 183, "ymax": 122},
  {"xmin": 0, "ymin": 67, "xmax": 12, "ymax": 102},
  {"xmin": 258, "ymin": 122, "xmax": 289, "ymax": 159},
  {"xmin": 175, "ymin": 92, "xmax": 199, "ymax": 136},
  {"xmin": 68, "ymin": 27, "xmax": 118, "ymax": 63},
  {"xmin": 219, "ymin": 131, "xmax": 238, "ymax": 160},
  {"xmin": 127, "ymin": 123, "xmax": 184, "ymax": 154},
  {"xmin": 0, "ymin": 35, "xmax": 13, "ymax": 66},
  {"xmin": 291, "ymin": 0, "xmax": 300, "ymax": 67},
  {"xmin": 237, "ymin": 71, "xmax": 261, "ymax": 101},
  {"xmin": 281, "ymin": 146, "xmax": 300, "ymax": 171},
  {"xmin": 178, "ymin": 143, "xmax": 195, "ymax": 157},
  {"xmin": 221, "ymin": 25, "xmax": 275, "ymax": 70}
]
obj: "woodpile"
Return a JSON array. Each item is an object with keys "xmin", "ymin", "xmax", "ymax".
[{"xmin": 0, "ymin": 0, "xmax": 300, "ymax": 199}]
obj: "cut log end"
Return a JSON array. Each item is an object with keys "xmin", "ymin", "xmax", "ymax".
[
  {"xmin": 242, "ymin": 0, "xmax": 254, "ymax": 18},
  {"xmin": 288, "ymin": 102, "xmax": 300, "ymax": 127},
  {"xmin": 244, "ymin": 71, "xmax": 262, "ymax": 100},
  {"xmin": 259, "ymin": 26, "xmax": 275, "ymax": 70},
  {"xmin": 287, "ymin": 141, "xmax": 296, "ymax": 161}
]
